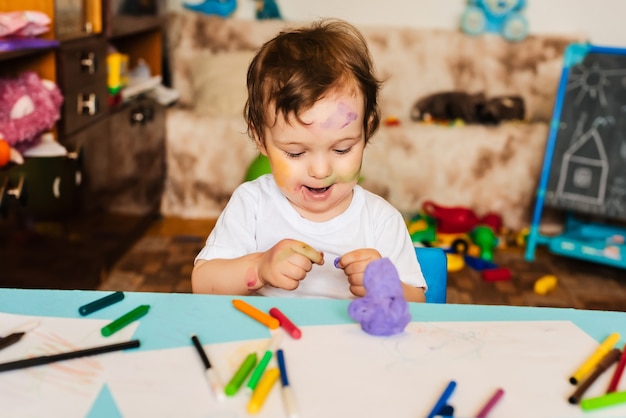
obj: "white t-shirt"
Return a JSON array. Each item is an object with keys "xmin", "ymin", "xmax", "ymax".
[{"xmin": 196, "ymin": 174, "xmax": 426, "ymax": 299}]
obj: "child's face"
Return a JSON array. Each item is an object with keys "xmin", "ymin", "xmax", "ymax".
[{"xmin": 257, "ymin": 88, "xmax": 366, "ymax": 222}]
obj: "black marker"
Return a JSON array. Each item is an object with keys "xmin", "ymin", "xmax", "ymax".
[
  {"xmin": 79, "ymin": 291, "xmax": 125, "ymax": 316},
  {"xmin": 0, "ymin": 339, "xmax": 140, "ymax": 372},
  {"xmin": 191, "ymin": 334, "xmax": 225, "ymax": 401}
]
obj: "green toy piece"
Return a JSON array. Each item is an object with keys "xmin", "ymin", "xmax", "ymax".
[
  {"xmin": 408, "ymin": 213, "xmax": 437, "ymax": 244},
  {"xmin": 469, "ymin": 225, "xmax": 498, "ymax": 261},
  {"xmin": 244, "ymin": 154, "xmax": 271, "ymax": 182}
]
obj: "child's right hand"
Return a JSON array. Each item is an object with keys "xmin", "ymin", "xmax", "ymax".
[{"xmin": 257, "ymin": 239, "xmax": 324, "ymax": 291}]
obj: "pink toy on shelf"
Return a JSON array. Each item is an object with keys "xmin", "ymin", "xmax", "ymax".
[{"xmin": 422, "ymin": 200, "xmax": 480, "ymax": 234}]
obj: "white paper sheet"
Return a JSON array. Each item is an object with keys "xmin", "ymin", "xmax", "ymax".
[
  {"xmin": 102, "ymin": 321, "xmax": 626, "ymax": 418},
  {"xmin": 0, "ymin": 312, "xmax": 138, "ymax": 418}
]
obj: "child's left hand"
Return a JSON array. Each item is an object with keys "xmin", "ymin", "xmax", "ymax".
[{"xmin": 335, "ymin": 249, "xmax": 382, "ymax": 297}]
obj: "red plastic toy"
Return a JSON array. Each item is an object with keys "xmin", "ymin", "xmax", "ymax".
[{"xmin": 422, "ymin": 201, "xmax": 480, "ymax": 234}]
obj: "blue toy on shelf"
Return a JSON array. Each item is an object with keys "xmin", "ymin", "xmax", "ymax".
[
  {"xmin": 183, "ymin": 0, "xmax": 237, "ymax": 17},
  {"xmin": 460, "ymin": 0, "xmax": 529, "ymax": 42},
  {"xmin": 255, "ymin": 0, "xmax": 282, "ymax": 20}
]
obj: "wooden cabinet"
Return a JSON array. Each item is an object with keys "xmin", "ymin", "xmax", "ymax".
[
  {"xmin": 57, "ymin": 35, "xmax": 109, "ymax": 136},
  {"xmin": 0, "ymin": 1, "xmax": 166, "ymax": 289}
]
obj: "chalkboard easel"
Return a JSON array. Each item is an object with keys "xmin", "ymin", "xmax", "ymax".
[{"xmin": 525, "ymin": 43, "xmax": 626, "ymax": 268}]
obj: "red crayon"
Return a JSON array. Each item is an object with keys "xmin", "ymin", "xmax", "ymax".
[
  {"xmin": 607, "ymin": 345, "xmax": 626, "ymax": 393},
  {"xmin": 269, "ymin": 307, "xmax": 302, "ymax": 339}
]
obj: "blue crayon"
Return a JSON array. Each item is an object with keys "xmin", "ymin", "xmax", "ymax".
[{"xmin": 427, "ymin": 380, "xmax": 456, "ymax": 418}]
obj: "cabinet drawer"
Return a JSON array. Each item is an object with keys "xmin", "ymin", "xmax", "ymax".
[
  {"xmin": 57, "ymin": 36, "xmax": 108, "ymax": 88},
  {"xmin": 60, "ymin": 81, "xmax": 110, "ymax": 136},
  {"xmin": 108, "ymin": 97, "xmax": 165, "ymax": 214},
  {"xmin": 61, "ymin": 117, "xmax": 111, "ymax": 213}
]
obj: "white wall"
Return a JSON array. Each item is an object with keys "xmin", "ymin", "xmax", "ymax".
[{"xmin": 170, "ymin": 0, "xmax": 626, "ymax": 47}]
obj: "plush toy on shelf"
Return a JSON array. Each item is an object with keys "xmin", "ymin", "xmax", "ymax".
[
  {"xmin": 460, "ymin": 0, "xmax": 529, "ymax": 42},
  {"xmin": 0, "ymin": 71, "xmax": 63, "ymax": 154}
]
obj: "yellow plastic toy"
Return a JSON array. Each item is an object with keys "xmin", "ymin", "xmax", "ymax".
[
  {"xmin": 534, "ymin": 275, "xmax": 557, "ymax": 295},
  {"xmin": 446, "ymin": 253, "xmax": 465, "ymax": 272}
]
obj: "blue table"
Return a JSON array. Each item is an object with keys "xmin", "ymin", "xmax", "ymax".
[{"xmin": 1, "ymin": 288, "xmax": 625, "ymax": 417}]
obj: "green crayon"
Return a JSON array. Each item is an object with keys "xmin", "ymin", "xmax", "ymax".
[
  {"xmin": 225, "ymin": 352, "xmax": 257, "ymax": 396},
  {"xmin": 101, "ymin": 305, "xmax": 150, "ymax": 337},
  {"xmin": 581, "ymin": 390, "xmax": 626, "ymax": 411}
]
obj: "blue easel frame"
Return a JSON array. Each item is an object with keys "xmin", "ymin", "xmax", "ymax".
[{"xmin": 525, "ymin": 43, "xmax": 626, "ymax": 268}]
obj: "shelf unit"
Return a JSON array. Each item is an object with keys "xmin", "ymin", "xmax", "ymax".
[{"xmin": 0, "ymin": 0, "xmax": 166, "ymax": 289}]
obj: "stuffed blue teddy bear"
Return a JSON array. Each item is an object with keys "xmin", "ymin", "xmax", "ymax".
[{"xmin": 460, "ymin": 0, "xmax": 529, "ymax": 42}]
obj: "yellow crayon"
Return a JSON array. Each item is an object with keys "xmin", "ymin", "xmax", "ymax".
[
  {"xmin": 570, "ymin": 332, "xmax": 621, "ymax": 385},
  {"xmin": 247, "ymin": 367, "xmax": 280, "ymax": 414}
]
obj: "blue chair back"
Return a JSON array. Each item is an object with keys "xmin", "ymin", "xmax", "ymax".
[{"xmin": 414, "ymin": 247, "xmax": 448, "ymax": 303}]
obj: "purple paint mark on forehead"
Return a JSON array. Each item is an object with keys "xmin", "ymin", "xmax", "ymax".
[
  {"xmin": 321, "ymin": 102, "xmax": 359, "ymax": 130},
  {"xmin": 340, "ymin": 111, "xmax": 358, "ymax": 129}
]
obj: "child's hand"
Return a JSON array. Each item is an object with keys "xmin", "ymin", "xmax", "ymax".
[
  {"xmin": 258, "ymin": 239, "xmax": 324, "ymax": 290},
  {"xmin": 335, "ymin": 249, "xmax": 382, "ymax": 297}
]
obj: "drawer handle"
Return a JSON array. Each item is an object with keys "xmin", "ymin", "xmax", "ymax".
[
  {"xmin": 6, "ymin": 175, "xmax": 25, "ymax": 201},
  {"xmin": 130, "ymin": 104, "xmax": 155, "ymax": 125},
  {"xmin": 77, "ymin": 93, "xmax": 98, "ymax": 116},
  {"xmin": 52, "ymin": 177, "xmax": 61, "ymax": 199},
  {"xmin": 80, "ymin": 52, "xmax": 96, "ymax": 74}
]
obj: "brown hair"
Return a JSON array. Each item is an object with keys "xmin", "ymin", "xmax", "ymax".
[{"xmin": 245, "ymin": 19, "xmax": 381, "ymax": 145}]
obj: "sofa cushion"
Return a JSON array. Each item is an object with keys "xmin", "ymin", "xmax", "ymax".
[{"xmin": 189, "ymin": 50, "xmax": 255, "ymax": 117}]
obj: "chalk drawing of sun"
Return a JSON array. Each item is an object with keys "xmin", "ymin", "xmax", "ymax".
[{"xmin": 567, "ymin": 61, "xmax": 626, "ymax": 107}]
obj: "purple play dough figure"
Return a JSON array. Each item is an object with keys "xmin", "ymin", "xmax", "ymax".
[{"xmin": 348, "ymin": 258, "xmax": 411, "ymax": 336}]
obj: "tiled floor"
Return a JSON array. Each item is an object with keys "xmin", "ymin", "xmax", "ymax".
[{"xmin": 100, "ymin": 217, "xmax": 626, "ymax": 312}]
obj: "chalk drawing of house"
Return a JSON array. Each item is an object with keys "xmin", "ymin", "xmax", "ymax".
[{"xmin": 556, "ymin": 118, "xmax": 609, "ymax": 205}]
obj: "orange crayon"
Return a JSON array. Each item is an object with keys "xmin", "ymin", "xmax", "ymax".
[{"xmin": 232, "ymin": 299, "xmax": 280, "ymax": 329}]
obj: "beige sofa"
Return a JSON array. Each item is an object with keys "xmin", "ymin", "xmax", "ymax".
[{"xmin": 161, "ymin": 11, "xmax": 584, "ymax": 230}]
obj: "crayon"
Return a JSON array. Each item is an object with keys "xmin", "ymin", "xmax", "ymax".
[
  {"xmin": 569, "ymin": 348, "xmax": 621, "ymax": 404},
  {"xmin": 581, "ymin": 390, "xmax": 626, "ymax": 412},
  {"xmin": 225, "ymin": 352, "xmax": 257, "ymax": 396},
  {"xmin": 607, "ymin": 344, "xmax": 626, "ymax": 393},
  {"xmin": 232, "ymin": 299, "xmax": 279, "ymax": 329},
  {"xmin": 570, "ymin": 332, "xmax": 620, "ymax": 384},
  {"xmin": 269, "ymin": 307, "xmax": 302, "ymax": 339},
  {"xmin": 427, "ymin": 380, "xmax": 456, "ymax": 418},
  {"xmin": 247, "ymin": 367, "xmax": 280, "ymax": 414},
  {"xmin": 79, "ymin": 291, "xmax": 124, "ymax": 316},
  {"xmin": 247, "ymin": 332, "xmax": 283, "ymax": 392},
  {"xmin": 101, "ymin": 305, "xmax": 150, "ymax": 337},
  {"xmin": 475, "ymin": 388, "xmax": 504, "ymax": 418}
]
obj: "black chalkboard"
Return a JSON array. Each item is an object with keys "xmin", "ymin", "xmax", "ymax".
[{"xmin": 544, "ymin": 44, "xmax": 626, "ymax": 220}]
